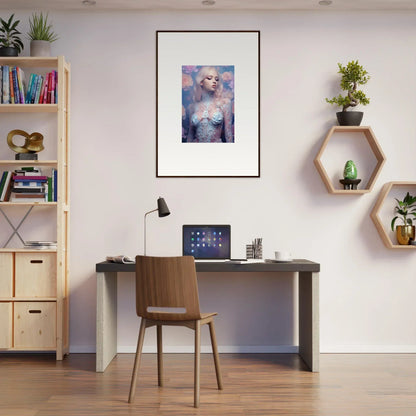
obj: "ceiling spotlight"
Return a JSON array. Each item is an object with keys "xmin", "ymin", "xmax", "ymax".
[
  {"xmin": 202, "ymin": 0, "xmax": 216, "ymax": 5},
  {"xmin": 82, "ymin": 0, "xmax": 96, "ymax": 5},
  {"xmin": 318, "ymin": 0, "xmax": 332, "ymax": 5}
]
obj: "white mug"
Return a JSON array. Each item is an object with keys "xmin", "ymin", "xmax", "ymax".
[{"xmin": 275, "ymin": 250, "xmax": 292, "ymax": 261}]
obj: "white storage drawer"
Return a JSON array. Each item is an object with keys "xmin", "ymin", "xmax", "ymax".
[
  {"xmin": 14, "ymin": 302, "xmax": 56, "ymax": 349},
  {"xmin": 0, "ymin": 253, "xmax": 13, "ymax": 297},
  {"xmin": 0, "ymin": 302, "xmax": 12, "ymax": 348},
  {"xmin": 15, "ymin": 253, "xmax": 57, "ymax": 298}
]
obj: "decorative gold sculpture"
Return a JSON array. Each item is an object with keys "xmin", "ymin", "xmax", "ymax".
[{"xmin": 7, "ymin": 129, "xmax": 44, "ymax": 159}]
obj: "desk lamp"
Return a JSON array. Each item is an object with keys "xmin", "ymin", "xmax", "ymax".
[{"xmin": 144, "ymin": 197, "xmax": 170, "ymax": 255}]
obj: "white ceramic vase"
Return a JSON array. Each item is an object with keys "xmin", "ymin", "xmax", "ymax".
[{"xmin": 30, "ymin": 40, "xmax": 51, "ymax": 57}]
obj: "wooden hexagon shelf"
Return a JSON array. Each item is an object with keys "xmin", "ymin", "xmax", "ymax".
[
  {"xmin": 314, "ymin": 126, "xmax": 386, "ymax": 194},
  {"xmin": 370, "ymin": 181, "xmax": 416, "ymax": 250}
]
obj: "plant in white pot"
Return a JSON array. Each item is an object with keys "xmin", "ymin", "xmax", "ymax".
[
  {"xmin": 391, "ymin": 192, "xmax": 416, "ymax": 245},
  {"xmin": 27, "ymin": 12, "xmax": 58, "ymax": 57},
  {"xmin": 0, "ymin": 14, "xmax": 24, "ymax": 56},
  {"xmin": 326, "ymin": 60, "xmax": 370, "ymax": 126}
]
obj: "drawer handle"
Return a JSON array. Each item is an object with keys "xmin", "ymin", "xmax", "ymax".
[
  {"xmin": 29, "ymin": 310, "xmax": 42, "ymax": 314},
  {"xmin": 30, "ymin": 260, "xmax": 43, "ymax": 264}
]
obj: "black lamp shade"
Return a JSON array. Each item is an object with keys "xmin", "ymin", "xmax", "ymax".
[{"xmin": 157, "ymin": 197, "xmax": 170, "ymax": 217}]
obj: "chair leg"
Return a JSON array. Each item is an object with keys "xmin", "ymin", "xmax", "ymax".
[
  {"xmin": 208, "ymin": 320, "xmax": 223, "ymax": 390},
  {"xmin": 157, "ymin": 325, "xmax": 163, "ymax": 387},
  {"xmin": 128, "ymin": 318, "xmax": 146, "ymax": 403},
  {"xmin": 194, "ymin": 320, "xmax": 201, "ymax": 408}
]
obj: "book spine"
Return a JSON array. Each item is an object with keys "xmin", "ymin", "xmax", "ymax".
[
  {"xmin": 25, "ymin": 74, "xmax": 35, "ymax": 104},
  {"xmin": 8, "ymin": 67, "xmax": 14, "ymax": 104},
  {"xmin": 47, "ymin": 177, "xmax": 52, "ymax": 202},
  {"xmin": 0, "ymin": 171, "xmax": 12, "ymax": 201},
  {"xmin": 3, "ymin": 172, "xmax": 13, "ymax": 202},
  {"xmin": 47, "ymin": 72, "xmax": 54, "ymax": 104},
  {"xmin": 0, "ymin": 171, "xmax": 7, "ymax": 196},
  {"xmin": 34, "ymin": 75, "xmax": 43, "ymax": 104},
  {"xmin": 2, "ymin": 66, "xmax": 9, "ymax": 103},
  {"xmin": 42, "ymin": 74, "xmax": 49, "ymax": 104},
  {"xmin": 12, "ymin": 67, "xmax": 20, "ymax": 104},
  {"xmin": 53, "ymin": 169, "xmax": 57, "ymax": 202},
  {"xmin": 16, "ymin": 67, "xmax": 24, "ymax": 103},
  {"xmin": 30, "ymin": 74, "xmax": 39, "ymax": 104},
  {"xmin": 54, "ymin": 70, "xmax": 58, "ymax": 103},
  {"xmin": 13, "ymin": 175, "xmax": 48, "ymax": 181}
]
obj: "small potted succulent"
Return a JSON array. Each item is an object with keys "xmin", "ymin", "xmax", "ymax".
[
  {"xmin": 0, "ymin": 14, "xmax": 24, "ymax": 56},
  {"xmin": 27, "ymin": 12, "xmax": 58, "ymax": 57},
  {"xmin": 391, "ymin": 192, "xmax": 416, "ymax": 245},
  {"xmin": 326, "ymin": 60, "xmax": 370, "ymax": 126}
]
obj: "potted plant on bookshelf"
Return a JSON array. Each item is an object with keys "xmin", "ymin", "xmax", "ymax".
[
  {"xmin": 0, "ymin": 14, "xmax": 24, "ymax": 56},
  {"xmin": 326, "ymin": 60, "xmax": 370, "ymax": 126},
  {"xmin": 391, "ymin": 192, "xmax": 416, "ymax": 245},
  {"xmin": 27, "ymin": 12, "xmax": 58, "ymax": 57}
]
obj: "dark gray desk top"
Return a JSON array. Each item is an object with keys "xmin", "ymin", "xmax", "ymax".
[{"xmin": 96, "ymin": 259, "xmax": 320, "ymax": 273}]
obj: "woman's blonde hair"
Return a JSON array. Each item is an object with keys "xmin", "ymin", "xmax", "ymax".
[{"xmin": 193, "ymin": 66, "xmax": 223, "ymax": 102}]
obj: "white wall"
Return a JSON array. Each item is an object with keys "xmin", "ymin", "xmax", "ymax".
[{"xmin": 2, "ymin": 9, "xmax": 416, "ymax": 353}]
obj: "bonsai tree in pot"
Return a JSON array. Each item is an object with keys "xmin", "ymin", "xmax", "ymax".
[
  {"xmin": 0, "ymin": 14, "xmax": 24, "ymax": 56},
  {"xmin": 391, "ymin": 192, "xmax": 416, "ymax": 245},
  {"xmin": 27, "ymin": 12, "xmax": 58, "ymax": 57},
  {"xmin": 326, "ymin": 60, "xmax": 370, "ymax": 126}
]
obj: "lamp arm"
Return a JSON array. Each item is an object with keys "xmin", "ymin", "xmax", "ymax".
[{"xmin": 144, "ymin": 208, "xmax": 158, "ymax": 256}]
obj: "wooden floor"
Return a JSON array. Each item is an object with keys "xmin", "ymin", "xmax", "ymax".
[{"xmin": 0, "ymin": 353, "xmax": 416, "ymax": 415}]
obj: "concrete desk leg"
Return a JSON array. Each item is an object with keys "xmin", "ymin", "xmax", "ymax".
[
  {"xmin": 298, "ymin": 271, "xmax": 319, "ymax": 372},
  {"xmin": 96, "ymin": 271, "xmax": 118, "ymax": 372}
]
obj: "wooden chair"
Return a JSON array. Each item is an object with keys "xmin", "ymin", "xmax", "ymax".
[{"xmin": 128, "ymin": 255, "xmax": 223, "ymax": 408}]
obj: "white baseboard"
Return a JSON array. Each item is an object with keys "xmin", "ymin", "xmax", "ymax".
[
  {"xmin": 322, "ymin": 345, "xmax": 416, "ymax": 353},
  {"xmin": 69, "ymin": 345, "xmax": 416, "ymax": 354},
  {"xmin": 117, "ymin": 345, "xmax": 299, "ymax": 354}
]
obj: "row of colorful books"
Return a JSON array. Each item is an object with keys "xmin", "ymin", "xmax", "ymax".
[
  {"xmin": 0, "ymin": 65, "xmax": 58, "ymax": 104},
  {"xmin": 0, "ymin": 167, "xmax": 57, "ymax": 202}
]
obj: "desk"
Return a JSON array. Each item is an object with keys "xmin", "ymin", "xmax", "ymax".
[{"xmin": 96, "ymin": 259, "xmax": 320, "ymax": 373}]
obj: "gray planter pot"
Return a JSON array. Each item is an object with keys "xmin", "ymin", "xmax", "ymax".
[
  {"xmin": 0, "ymin": 47, "xmax": 19, "ymax": 56},
  {"xmin": 30, "ymin": 40, "xmax": 51, "ymax": 57},
  {"xmin": 336, "ymin": 111, "xmax": 363, "ymax": 126}
]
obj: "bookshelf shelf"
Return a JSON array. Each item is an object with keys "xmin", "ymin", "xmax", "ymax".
[
  {"xmin": 0, "ymin": 160, "xmax": 58, "ymax": 166},
  {"xmin": 0, "ymin": 104, "xmax": 58, "ymax": 113},
  {"xmin": 0, "ymin": 56, "xmax": 70, "ymax": 359}
]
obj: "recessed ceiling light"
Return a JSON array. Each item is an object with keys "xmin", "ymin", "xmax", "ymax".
[
  {"xmin": 82, "ymin": 0, "xmax": 96, "ymax": 5},
  {"xmin": 318, "ymin": 0, "xmax": 332, "ymax": 5},
  {"xmin": 202, "ymin": 0, "xmax": 216, "ymax": 6}
]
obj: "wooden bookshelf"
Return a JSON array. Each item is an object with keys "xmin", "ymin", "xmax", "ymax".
[{"xmin": 0, "ymin": 56, "xmax": 70, "ymax": 359}]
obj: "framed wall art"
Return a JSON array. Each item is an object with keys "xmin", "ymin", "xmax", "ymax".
[{"xmin": 156, "ymin": 30, "xmax": 260, "ymax": 177}]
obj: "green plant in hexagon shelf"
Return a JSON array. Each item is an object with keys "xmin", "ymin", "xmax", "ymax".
[{"xmin": 391, "ymin": 192, "xmax": 416, "ymax": 245}]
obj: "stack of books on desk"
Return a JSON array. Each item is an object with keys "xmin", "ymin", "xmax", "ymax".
[{"xmin": 24, "ymin": 241, "xmax": 57, "ymax": 250}]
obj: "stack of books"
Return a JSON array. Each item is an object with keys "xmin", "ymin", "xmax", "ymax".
[
  {"xmin": 0, "ymin": 167, "xmax": 58, "ymax": 202},
  {"xmin": 0, "ymin": 65, "xmax": 58, "ymax": 104},
  {"xmin": 24, "ymin": 241, "xmax": 57, "ymax": 250}
]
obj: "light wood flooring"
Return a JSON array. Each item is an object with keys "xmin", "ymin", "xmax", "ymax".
[{"xmin": 0, "ymin": 353, "xmax": 415, "ymax": 416}]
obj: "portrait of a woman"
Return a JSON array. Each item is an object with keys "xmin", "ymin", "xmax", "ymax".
[{"xmin": 182, "ymin": 65, "xmax": 234, "ymax": 143}]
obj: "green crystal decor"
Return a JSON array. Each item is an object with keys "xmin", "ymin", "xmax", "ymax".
[{"xmin": 343, "ymin": 160, "xmax": 357, "ymax": 179}]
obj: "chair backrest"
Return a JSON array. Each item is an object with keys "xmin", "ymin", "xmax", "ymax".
[{"xmin": 135, "ymin": 255, "xmax": 202, "ymax": 321}]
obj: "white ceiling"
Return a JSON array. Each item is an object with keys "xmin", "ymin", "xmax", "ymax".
[{"xmin": 1, "ymin": 0, "xmax": 416, "ymax": 11}]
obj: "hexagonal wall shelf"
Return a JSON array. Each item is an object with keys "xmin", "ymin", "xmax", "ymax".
[
  {"xmin": 314, "ymin": 126, "xmax": 386, "ymax": 194},
  {"xmin": 370, "ymin": 181, "xmax": 416, "ymax": 250}
]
